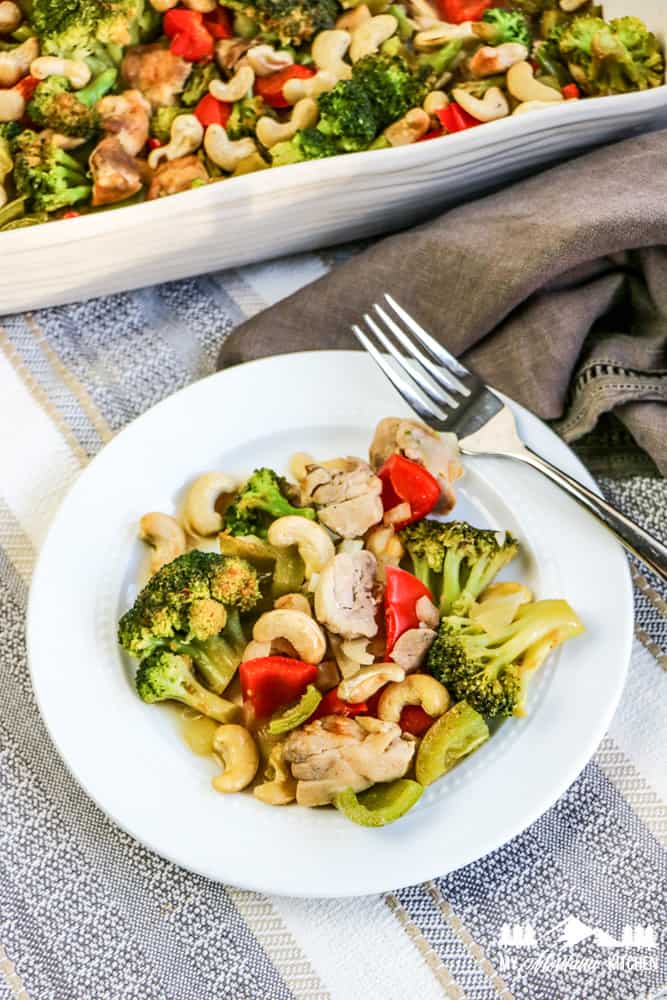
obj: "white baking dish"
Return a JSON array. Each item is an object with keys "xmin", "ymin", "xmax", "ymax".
[{"xmin": 2, "ymin": 0, "xmax": 665, "ymax": 314}]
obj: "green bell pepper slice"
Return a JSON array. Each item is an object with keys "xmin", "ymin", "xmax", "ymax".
[
  {"xmin": 333, "ymin": 779, "xmax": 423, "ymax": 827},
  {"xmin": 415, "ymin": 701, "xmax": 489, "ymax": 786},
  {"xmin": 267, "ymin": 684, "xmax": 322, "ymax": 736}
]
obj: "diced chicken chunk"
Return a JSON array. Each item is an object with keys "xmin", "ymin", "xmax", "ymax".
[
  {"xmin": 121, "ymin": 42, "xmax": 191, "ymax": 108},
  {"xmin": 147, "ymin": 154, "xmax": 209, "ymax": 200},
  {"xmin": 315, "ymin": 550, "xmax": 379, "ymax": 639},
  {"xmin": 369, "ymin": 417, "xmax": 463, "ymax": 514},
  {"xmin": 389, "ymin": 627, "xmax": 437, "ymax": 672},
  {"xmin": 283, "ymin": 716, "xmax": 415, "ymax": 806},
  {"xmin": 318, "ymin": 492, "xmax": 383, "ymax": 539},
  {"xmin": 89, "ymin": 136, "xmax": 142, "ymax": 207},
  {"xmin": 97, "ymin": 89, "xmax": 151, "ymax": 156},
  {"xmin": 302, "ymin": 457, "xmax": 383, "ymax": 538}
]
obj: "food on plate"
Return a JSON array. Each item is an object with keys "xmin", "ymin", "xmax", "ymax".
[
  {"xmin": 118, "ymin": 417, "xmax": 585, "ymax": 826},
  {"xmin": 0, "ymin": 2, "xmax": 662, "ymax": 230}
]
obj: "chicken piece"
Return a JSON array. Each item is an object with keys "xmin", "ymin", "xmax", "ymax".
[
  {"xmin": 283, "ymin": 715, "xmax": 415, "ymax": 806},
  {"xmin": 147, "ymin": 154, "xmax": 209, "ymax": 200},
  {"xmin": 121, "ymin": 42, "xmax": 192, "ymax": 108},
  {"xmin": 97, "ymin": 89, "xmax": 151, "ymax": 156},
  {"xmin": 389, "ymin": 627, "xmax": 437, "ymax": 672},
  {"xmin": 369, "ymin": 417, "xmax": 464, "ymax": 514},
  {"xmin": 89, "ymin": 136, "xmax": 143, "ymax": 207},
  {"xmin": 315, "ymin": 550, "xmax": 379, "ymax": 640},
  {"xmin": 302, "ymin": 457, "xmax": 383, "ymax": 538}
]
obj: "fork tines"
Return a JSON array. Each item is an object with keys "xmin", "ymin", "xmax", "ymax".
[{"xmin": 351, "ymin": 294, "xmax": 476, "ymax": 429}]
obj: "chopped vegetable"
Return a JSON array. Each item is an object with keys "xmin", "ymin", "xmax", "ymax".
[
  {"xmin": 384, "ymin": 565, "xmax": 433, "ymax": 655},
  {"xmin": 164, "ymin": 8, "xmax": 214, "ymax": 62},
  {"xmin": 267, "ymin": 683, "xmax": 322, "ymax": 734},
  {"xmin": 334, "ymin": 779, "xmax": 423, "ymax": 826},
  {"xmin": 378, "ymin": 454, "xmax": 441, "ymax": 528},
  {"xmin": 255, "ymin": 64, "xmax": 316, "ymax": 108},
  {"xmin": 224, "ymin": 467, "xmax": 316, "ymax": 538},
  {"xmin": 195, "ymin": 92, "xmax": 232, "ymax": 128},
  {"xmin": 415, "ymin": 701, "xmax": 489, "ymax": 785},
  {"xmin": 311, "ymin": 688, "xmax": 368, "ymax": 720},
  {"xmin": 240, "ymin": 655, "xmax": 318, "ymax": 720}
]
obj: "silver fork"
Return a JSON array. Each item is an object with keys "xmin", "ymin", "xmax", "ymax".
[{"xmin": 352, "ymin": 294, "xmax": 667, "ymax": 583}]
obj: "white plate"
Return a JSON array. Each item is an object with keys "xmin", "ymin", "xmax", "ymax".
[
  {"xmin": 27, "ymin": 351, "xmax": 632, "ymax": 898},
  {"xmin": 2, "ymin": 0, "xmax": 666, "ymax": 315}
]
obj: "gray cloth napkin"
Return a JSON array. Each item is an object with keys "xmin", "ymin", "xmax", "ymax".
[{"xmin": 218, "ymin": 130, "xmax": 667, "ymax": 475}]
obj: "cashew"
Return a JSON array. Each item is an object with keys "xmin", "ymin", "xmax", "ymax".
[
  {"xmin": 365, "ymin": 525, "xmax": 404, "ymax": 582},
  {"xmin": 423, "ymin": 90, "xmax": 449, "ymax": 115},
  {"xmin": 254, "ymin": 743, "xmax": 297, "ymax": 805},
  {"xmin": 349, "ymin": 14, "xmax": 398, "ymax": 63},
  {"xmin": 242, "ymin": 639, "xmax": 272, "ymax": 662},
  {"xmin": 559, "ymin": 0, "xmax": 589, "ymax": 10},
  {"xmin": 149, "ymin": 0, "xmax": 178, "ymax": 10},
  {"xmin": 149, "ymin": 113, "xmax": 204, "ymax": 169},
  {"xmin": 0, "ymin": 87, "xmax": 24, "ymax": 122},
  {"xmin": 244, "ymin": 44, "xmax": 293, "ymax": 77},
  {"xmin": 209, "ymin": 65, "xmax": 255, "ymax": 104},
  {"xmin": 512, "ymin": 99, "xmax": 562, "ymax": 116},
  {"xmin": 139, "ymin": 512, "xmax": 187, "ymax": 575},
  {"xmin": 469, "ymin": 42, "xmax": 528, "ymax": 78},
  {"xmin": 212, "ymin": 724, "xmax": 259, "ymax": 793},
  {"xmin": 183, "ymin": 471, "xmax": 237, "ymax": 537},
  {"xmin": 274, "ymin": 593, "xmax": 312, "ymax": 616},
  {"xmin": 268, "ymin": 516, "xmax": 335, "ymax": 578},
  {"xmin": 378, "ymin": 674, "xmax": 450, "ymax": 724},
  {"xmin": 451, "ymin": 86, "xmax": 509, "ymax": 123},
  {"xmin": 204, "ymin": 123, "xmax": 257, "ymax": 171},
  {"xmin": 337, "ymin": 662, "xmax": 405, "ymax": 703},
  {"xmin": 341, "ymin": 638, "xmax": 374, "ymax": 665},
  {"xmin": 384, "ymin": 107, "xmax": 430, "ymax": 146},
  {"xmin": 414, "ymin": 20, "xmax": 474, "ymax": 50},
  {"xmin": 336, "ymin": 4, "xmax": 371, "ymax": 30},
  {"xmin": 0, "ymin": 37, "xmax": 38, "ymax": 88},
  {"xmin": 256, "ymin": 97, "xmax": 318, "ymax": 149},
  {"xmin": 0, "ymin": 2, "xmax": 21, "ymax": 34},
  {"xmin": 507, "ymin": 60, "xmax": 563, "ymax": 104},
  {"xmin": 283, "ymin": 30, "xmax": 352, "ymax": 104},
  {"xmin": 253, "ymin": 609, "xmax": 326, "ymax": 664},
  {"xmin": 283, "ymin": 69, "xmax": 337, "ymax": 104},
  {"xmin": 30, "ymin": 55, "xmax": 91, "ymax": 89}
]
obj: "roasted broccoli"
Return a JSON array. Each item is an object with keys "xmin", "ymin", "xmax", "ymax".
[
  {"xmin": 427, "ymin": 599, "xmax": 585, "ymax": 717},
  {"xmin": 228, "ymin": 95, "xmax": 271, "ymax": 140},
  {"xmin": 29, "ymin": 0, "xmax": 160, "ymax": 71},
  {"xmin": 27, "ymin": 76, "xmax": 100, "ymax": 139},
  {"xmin": 150, "ymin": 105, "xmax": 187, "ymax": 143},
  {"xmin": 352, "ymin": 54, "xmax": 427, "ymax": 130},
  {"xmin": 181, "ymin": 62, "xmax": 220, "ymax": 107},
  {"xmin": 400, "ymin": 519, "xmax": 518, "ymax": 616},
  {"xmin": 270, "ymin": 127, "xmax": 338, "ymax": 165},
  {"xmin": 559, "ymin": 15, "xmax": 664, "ymax": 95},
  {"xmin": 223, "ymin": 468, "xmax": 316, "ymax": 538},
  {"xmin": 12, "ymin": 131, "xmax": 91, "ymax": 212},
  {"xmin": 416, "ymin": 38, "xmax": 463, "ymax": 88},
  {"xmin": 135, "ymin": 649, "xmax": 240, "ymax": 723},
  {"xmin": 476, "ymin": 9, "xmax": 532, "ymax": 48},
  {"xmin": 317, "ymin": 79, "xmax": 380, "ymax": 152},
  {"xmin": 118, "ymin": 550, "xmax": 261, "ymax": 693},
  {"xmin": 223, "ymin": 0, "xmax": 339, "ymax": 46},
  {"xmin": 0, "ymin": 122, "xmax": 21, "ymax": 143}
]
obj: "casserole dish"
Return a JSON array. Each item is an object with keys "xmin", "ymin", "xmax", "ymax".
[{"xmin": 1, "ymin": 0, "xmax": 665, "ymax": 315}]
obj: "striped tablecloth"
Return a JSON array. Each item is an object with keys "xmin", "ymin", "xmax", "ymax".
[{"xmin": 1, "ymin": 254, "xmax": 665, "ymax": 1000}]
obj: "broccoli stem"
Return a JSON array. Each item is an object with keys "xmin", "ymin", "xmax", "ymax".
[{"xmin": 77, "ymin": 67, "xmax": 118, "ymax": 107}]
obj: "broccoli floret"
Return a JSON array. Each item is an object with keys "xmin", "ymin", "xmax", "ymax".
[
  {"xmin": 227, "ymin": 94, "xmax": 271, "ymax": 140},
  {"xmin": 150, "ymin": 105, "xmax": 187, "ymax": 143},
  {"xmin": 559, "ymin": 15, "xmax": 664, "ymax": 95},
  {"xmin": 270, "ymin": 126, "xmax": 338, "ymax": 165},
  {"xmin": 27, "ymin": 76, "xmax": 100, "ymax": 139},
  {"xmin": 224, "ymin": 0, "xmax": 339, "ymax": 46},
  {"xmin": 352, "ymin": 54, "xmax": 427, "ymax": 129},
  {"xmin": 477, "ymin": 8, "xmax": 531, "ymax": 48},
  {"xmin": 416, "ymin": 38, "xmax": 463, "ymax": 87},
  {"xmin": 135, "ymin": 649, "xmax": 239, "ymax": 723},
  {"xmin": 0, "ymin": 122, "xmax": 21, "ymax": 143},
  {"xmin": 317, "ymin": 79, "xmax": 380, "ymax": 152},
  {"xmin": 13, "ymin": 130, "xmax": 91, "ymax": 212},
  {"xmin": 224, "ymin": 468, "xmax": 316, "ymax": 538},
  {"xmin": 29, "ymin": 0, "xmax": 159, "ymax": 72},
  {"xmin": 181, "ymin": 62, "xmax": 220, "ymax": 107},
  {"xmin": 428, "ymin": 600, "xmax": 584, "ymax": 717},
  {"xmin": 400, "ymin": 519, "xmax": 518, "ymax": 616},
  {"xmin": 118, "ymin": 550, "xmax": 261, "ymax": 693}
]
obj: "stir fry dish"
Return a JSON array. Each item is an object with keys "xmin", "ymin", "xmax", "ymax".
[
  {"xmin": 118, "ymin": 418, "xmax": 585, "ymax": 827},
  {"xmin": 0, "ymin": 3, "xmax": 662, "ymax": 231}
]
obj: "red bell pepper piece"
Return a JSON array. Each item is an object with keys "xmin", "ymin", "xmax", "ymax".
[
  {"xmin": 384, "ymin": 565, "xmax": 434, "ymax": 655},
  {"xmin": 240, "ymin": 656, "xmax": 318, "ymax": 721},
  {"xmin": 399, "ymin": 704, "xmax": 435, "ymax": 737},
  {"xmin": 147, "ymin": 137, "xmax": 162, "ymax": 151},
  {"xmin": 61, "ymin": 210, "xmax": 80, "ymax": 219},
  {"xmin": 194, "ymin": 92, "xmax": 231, "ymax": 127},
  {"xmin": 378, "ymin": 453, "xmax": 441, "ymax": 529},
  {"xmin": 254, "ymin": 64, "xmax": 316, "ymax": 109},
  {"xmin": 417, "ymin": 128, "xmax": 444, "ymax": 142},
  {"xmin": 436, "ymin": 102, "xmax": 481, "ymax": 133},
  {"xmin": 203, "ymin": 6, "xmax": 233, "ymax": 39},
  {"xmin": 311, "ymin": 688, "xmax": 368, "ymax": 721},
  {"xmin": 14, "ymin": 74, "xmax": 39, "ymax": 102},
  {"xmin": 561, "ymin": 83, "xmax": 580, "ymax": 100},
  {"xmin": 437, "ymin": 0, "xmax": 492, "ymax": 23},
  {"xmin": 164, "ymin": 8, "xmax": 213, "ymax": 62}
]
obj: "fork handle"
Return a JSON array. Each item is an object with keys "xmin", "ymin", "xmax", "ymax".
[{"xmin": 514, "ymin": 447, "xmax": 667, "ymax": 582}]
